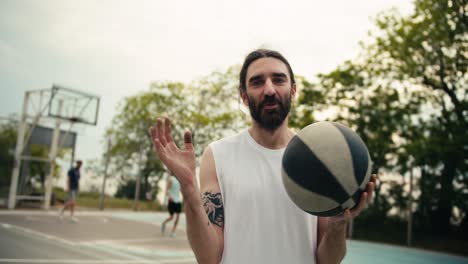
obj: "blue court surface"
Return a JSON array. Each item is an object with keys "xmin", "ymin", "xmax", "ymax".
[
  {"xmin": 0, "ymin": 210, "xmax": 466, "ymax": 264},
  {"xmin": 344, "ymin": 240, "xmax": 468, "ymax": 264}
]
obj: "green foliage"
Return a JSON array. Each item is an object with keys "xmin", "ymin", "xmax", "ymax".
[
  {"xmin": 370, "ymin": 0, "xmax": 467, "ymax": 231},
  {"xmin": 106, "ymin": 81, "xmax": 186, "ymax": 199},
  {"xmin": 0, "ymin": 119, "xmax": 16, "ymax": 197},
  {"xmin": 77, "ymin": 197, "xmax": 162, "ymax": 211},
  {"xmin": 187, "ymin": 65, "xmax": 248, "ymax": 155},
  {"xmin": 54, "ymin": 187, "xmax": 163, "ymax": 211},
  {"xmin": 295, "ymin": 0, "xmax": 467, "ymax": 232},
  {"xmin": 115, "ymin": 179, "xmax": 147, "ymax": 200},
  {"xmin": 0, "ymin": 119, "xmax": 63, "ymax": 198},
  {"xmin": 107, "ymin": 66, "xmax": 248, "ymax": 199}
]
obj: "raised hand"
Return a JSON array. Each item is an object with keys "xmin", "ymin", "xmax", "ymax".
[{"xmin": 150, "ymin": 117, "xmax": 197, "ymax": 186}]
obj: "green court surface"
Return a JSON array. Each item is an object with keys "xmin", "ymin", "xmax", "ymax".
[
  {"xmin": 116, "ymin": 212, "xmax": 468, "ymax": 264},
  {"xmin": 113, "ymin": 211, "xmax": 468, "ymax": 264}
]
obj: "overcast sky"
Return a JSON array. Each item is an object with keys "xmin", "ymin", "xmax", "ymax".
[{"xmin": 1, "ymin": 0, "xmax": 413, "ymax": 165}]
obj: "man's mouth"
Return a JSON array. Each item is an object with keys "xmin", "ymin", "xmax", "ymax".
[{"xmin": 263, "ymin": 103, "xmax": 278, "ymax": 110}]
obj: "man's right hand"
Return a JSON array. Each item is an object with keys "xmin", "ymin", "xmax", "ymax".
[{"xmin": 150, "ymin": 117, "xmax": 197, "ymax": 189}]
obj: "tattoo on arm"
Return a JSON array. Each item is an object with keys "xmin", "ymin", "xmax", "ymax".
[{"xmin": 202, "ymin": 192, "xmax": 224, "ymax": 228}]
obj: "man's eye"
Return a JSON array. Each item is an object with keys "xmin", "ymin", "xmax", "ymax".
[
  {"xmin": 274, "ymin": 78, "xmax": 286, "ymax": 84},
  {"xmin": 251, "ymin": 80, "xmax": 263, "ymax": 86}
]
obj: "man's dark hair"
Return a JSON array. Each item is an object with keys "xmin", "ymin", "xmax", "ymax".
[{"xmin": 239, "ymin": 49, "xmax": 296, "ymax": 93}]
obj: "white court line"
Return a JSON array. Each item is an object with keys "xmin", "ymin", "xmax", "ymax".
[
  {"xmin": 0, "ymin": 211, "xmax": 115, "ymax": 216},
  {"xmin": 0, "ymin": 258, "xmax": 196, "ymax": 263},
  {"xmin": 0, "ymin": 210, "xmax": 167, "ymax": 216},
  {"xmin": 82, "ymin": 237, "xmax": 161, "ymax": 244},
  {"xmin": 0, "ymin": 223, "xmax": 151, "ymax": 262},
  {"xmin": 0, "ymin": 222, "xmax": 76, "ymax": 246},
  {"xmin": 0, "ymin": 210, "xmax": 62, "ymax": 216},
  {"xmin": 162, "ymin": 259, "xmax": 196, "ymax": 263},
  {"xmin": 81, "ymin": 236, "xmax": 186, "ymax": 245},
  {"xmin": 0, "ymin": 260, "xmax": 153, "ymax": 264}
]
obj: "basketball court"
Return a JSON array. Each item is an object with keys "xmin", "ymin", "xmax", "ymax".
[
  {"xmin": 0, "ymin": 210, "xmax": 194, "ymax": 264},
  {"xmin": 1, "ymin": 210, "xmax": 467, "ymax": 264},
  {"xmin": 2, "ymin": 86, "xmax": 468, "ymax": 263}
]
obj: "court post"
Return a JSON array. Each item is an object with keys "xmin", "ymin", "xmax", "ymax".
[
  {"xmin": 44, "ymin": 100, "xmax": 63, "ymax": 210},
  {"xmin": 407, "ymin": 167, "xmax": 414, "ymax": 246},
  {"xmin": 133, "ymin": 146, "xmax": 144, "ymax": 211},
  {"xmin": 8, "ymin": 92, "xmax": 30, "ymax": 209},
  {"xmin": 99, "ymin": 138, "xmax": 112, "ymax": 210}
]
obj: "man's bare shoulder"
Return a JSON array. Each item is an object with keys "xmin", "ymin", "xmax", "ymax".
[
  {"xmin": 199, "ymin": 146, "xmax": 218, "ymax": 188},
  {"xmin": 210, "ymin": 130, "xmax": 246, "ymax": 146}
]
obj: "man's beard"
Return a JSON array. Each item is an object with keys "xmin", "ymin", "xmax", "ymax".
[{"xmin": 248, "ymin": 93, "xmax": 292, "ymax": 131}]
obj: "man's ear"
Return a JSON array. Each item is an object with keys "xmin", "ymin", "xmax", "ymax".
[
  {"xmin": 291, "ymin": 83, "xmax": 297, "ymax": 99},
  {"xmin": 240, "ymin": 90, "xmax": 249, "ymax": 106}
]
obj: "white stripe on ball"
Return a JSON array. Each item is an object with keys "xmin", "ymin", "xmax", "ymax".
[{"xmin": 296, "ymin": 122, "xmax": 358, "ymax": 196}]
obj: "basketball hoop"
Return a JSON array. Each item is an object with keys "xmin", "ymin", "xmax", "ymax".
[
  {"xmin": 8, "ymin": 85, "xmax": 100, "ymax": 210},
  {"xmin": 48, "ymin": 85, "xmax": 100, "ymax": 126},
  {"xmin": 69, "ymin": 117, "xmax": 82, "ymax": 123}
]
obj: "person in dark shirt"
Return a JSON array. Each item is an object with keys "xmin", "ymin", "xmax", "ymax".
[{"xmin": 59, "ymin": 160, "xmax": 82, "ymax": 222}]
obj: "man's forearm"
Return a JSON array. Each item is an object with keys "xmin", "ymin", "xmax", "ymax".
[
  {"xmin": 316, "ymin": 223, "xmax": 347, "ymax": 264},
  {"xmin": 181, "ymin": 182, "xmax": 223, "ymax": 264}
]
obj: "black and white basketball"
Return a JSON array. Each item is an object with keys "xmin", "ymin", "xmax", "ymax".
[{"xmin": 282, "ymin": 121, "xmax": 372, "ymax": 217}]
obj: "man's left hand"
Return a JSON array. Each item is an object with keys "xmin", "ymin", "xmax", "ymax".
[{"xmin": 328, "ymin": 174, "xmax": 377, "ymax": 227}]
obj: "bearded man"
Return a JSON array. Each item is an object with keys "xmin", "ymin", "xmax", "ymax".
[{"xmin": 150, "ymin": 49, "xmax": 376, "ymax": 264}]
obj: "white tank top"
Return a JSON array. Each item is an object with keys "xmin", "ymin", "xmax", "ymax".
[{"xmin": 210, "ymin": 130, "xmax": 317, "ymax": 264}]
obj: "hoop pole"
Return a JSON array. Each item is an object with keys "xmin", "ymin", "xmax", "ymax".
[
  {"xmin": 133, "ymin": 146, "xmax": 144, "ymax": 211},
  {"xmin": 44, "ymin": 99, "xmax": 63, "ymax": 209},
  {"xmin": 8, "ymin": 92, "xmax": 30, "ymax": 209},
  {"xmin": 407, "ymin": 167, "xmax": 414, "ymax": 246},
  {"xmin": 99, "ymin": 138, "xmax": 112, "ymax": 210}
]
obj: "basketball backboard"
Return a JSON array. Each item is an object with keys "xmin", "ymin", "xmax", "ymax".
[
  {"xmin": 30, "ymin": 124, "xmax": 77, "ymax": 149},
  {"xmin": 48, "ymin": 84, "xmax": 100, "ymax": 125},
  {"xmin": 8, "ymin": 85, "xmax": 100, "ymax": 210}
]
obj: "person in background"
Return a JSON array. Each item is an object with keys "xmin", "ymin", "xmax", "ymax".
[
  {"xmin": 59, "ymin": 160, "xmax": 82, "ymax": 222},
  {"xmin": 161, "ymin": 172, "xmax": 182, "ymax": 237}
]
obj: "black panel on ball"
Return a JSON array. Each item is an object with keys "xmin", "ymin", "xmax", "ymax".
[
  {"xmin": 306, "ymin": 206, "xmax": 344, "ymax": 217},
  {"xmin": 350, "ymin": 188, "xmax": 364, "ymax": 209},
  {"xmin": 282, "ymin": 135, "xmax": 350, "ymax": 204},
  {"xmin": 332, "ymin": 123, "xmax": 369, "ymax": 186}
]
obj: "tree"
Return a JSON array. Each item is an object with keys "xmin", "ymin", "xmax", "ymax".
[
  {"xmin": 0, "ymin": 119, "xmax": 16, "ymax": 196},
  {"xmin": 294, "ymin": 58, "xmax": 419, "ymax": 218},
  {"xmin": 296, "ymin": 0, "xmax": 467, "ymax": 232},
  {"xmin": 107, "ymin": 67, "xmax": 248, "ymax": 199},
  {"xmin": 0, "ymin": 118, "xmax": 63, "ymax": 197},
  {"xmin": 106, "ymin": 81, "xmax": 185, "ymax": 199},
  {"xmin": 115, "ymin": 179, "xmax": 146, "ymax": 200},
  {"xmin": 370, "ymin": 0, "xmax": 467, "ymax": 232},
  {"xmin": 188, "ymin": 66, "xmax": 248, "ymax": 155}
]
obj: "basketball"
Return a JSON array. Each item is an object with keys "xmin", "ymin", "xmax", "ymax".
[{"xmin": 282, "ymin": 121, "xmax": 372, "ymax": 216}]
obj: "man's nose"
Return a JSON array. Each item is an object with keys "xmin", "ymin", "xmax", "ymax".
[{"xmin": 264, "ymin": 79, "xmax": 275, "ymax": 96}]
